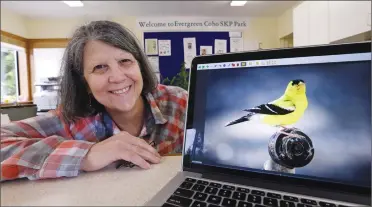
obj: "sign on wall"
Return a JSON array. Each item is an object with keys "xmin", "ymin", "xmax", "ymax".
[{"xmin": 136, "ymin": 17, "xmax": 249, "ymax": 31}]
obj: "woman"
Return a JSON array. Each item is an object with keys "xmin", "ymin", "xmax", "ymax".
[{"xmin": 0, "ymin": 21, "xmax": 188, "ymax": 181}]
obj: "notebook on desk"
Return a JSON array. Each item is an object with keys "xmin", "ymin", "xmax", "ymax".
[{"xmin": 145, "ymin": 41, "xmax": 372, "ymax": 207}]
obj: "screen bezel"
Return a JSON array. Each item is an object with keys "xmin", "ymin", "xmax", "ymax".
[{"xmin": 183, "ymin": 41, "xmax": 371, "ymax": 196}]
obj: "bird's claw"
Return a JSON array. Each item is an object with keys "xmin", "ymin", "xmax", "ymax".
[
  {"xmin": 278, "ymin": 126, "xmax": 291, "ymax": 131},
  {"xmin": 279, "ymin": 130, "xmax": 305, "ymax": 139}
]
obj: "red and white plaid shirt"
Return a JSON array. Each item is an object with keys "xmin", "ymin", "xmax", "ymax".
[{"xmin": 1, "ymin": 84, "xmax": 188, "ymax": 181}]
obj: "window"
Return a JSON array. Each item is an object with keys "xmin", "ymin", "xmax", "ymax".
[
  {"xmin": 33, "ymin": 48, "xmax": 65, "ymax": 84},
  {"xmin": 32, "ymin": 48, "xmax": 65, "ymax": 111},
  {"xmin": 1, "ymin": 43, "xmax": 20, "ymax": 104}
]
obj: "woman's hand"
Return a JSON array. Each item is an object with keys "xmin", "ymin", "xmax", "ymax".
[{"xmin": 80, "ymin": 131, "xmax": 161, "ymax": 172}]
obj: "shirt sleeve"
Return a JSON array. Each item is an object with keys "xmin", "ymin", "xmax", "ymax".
[
  {"xmin": 175, "ymin": 89, "xmax": 188, "ymax": 153},
  {"xmin": 1, "ymin": 111, "xmax": 94, "ymax": 181},
  {"xmin": 164, "ymin": 88, "xmax": 188, "ymax": 154}
]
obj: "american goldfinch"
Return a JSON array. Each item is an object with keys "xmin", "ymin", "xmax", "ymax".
[{"xmin": 225, "ymin": 79, "xmax": 308, "ymax": 128}]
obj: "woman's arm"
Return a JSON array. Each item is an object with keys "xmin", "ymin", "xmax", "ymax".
[{"xmin": 1, "ymin": 111, "xmax": 94, "ymax": 181}]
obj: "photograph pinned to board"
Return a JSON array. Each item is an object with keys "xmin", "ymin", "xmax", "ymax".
[
  {"xmin": 214, "ymin": 39, "xmax": 227, "ymax": 54},
  {"xmin": 158, "ymin": 40, "xmax": 171, "ymax": 56},
  {"xmin": 230, "ymin": 38, "xmax": 244, "ymax": 52},
  {"xmin": 200, "ymin": 46, "xmax": 213, "ymax": 56},
  {"xmin": 183, "ymin": 37, "xmax": 196, "ymax": 68},
  {"xmin": 148, "ymin": 56, "xmax": 159, "ymax": 72},
  {"xmin": 145, "ymin": 39, "xmax": 158, "ymax": 55}
]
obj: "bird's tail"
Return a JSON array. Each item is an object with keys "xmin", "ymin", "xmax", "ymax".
[{"xmin": 225, "ymin": 112, "xmax": 255, "ymax": 127}]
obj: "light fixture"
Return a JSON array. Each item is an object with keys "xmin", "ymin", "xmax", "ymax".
[
  {"xmin": 230, "ymin": 1, "xmax": 247, "ymax": 6},
  {"xmin": 63, "ymin": 1, "xmax": 84, "ymax": 7}
]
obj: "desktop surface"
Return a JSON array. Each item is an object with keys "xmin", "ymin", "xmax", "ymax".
[{"xmin": 1, "ymin": 156, "xmax": 182, "ymax": 206}]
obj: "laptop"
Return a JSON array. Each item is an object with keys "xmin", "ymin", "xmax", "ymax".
[{"xmin": 145, "ymin": 41, "xmax": 371, "ymax": 207}]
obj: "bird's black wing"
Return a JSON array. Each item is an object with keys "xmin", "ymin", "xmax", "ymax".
[{"xmin": 244, "ymin": 104, "xmax": 294, "ymax": 115}]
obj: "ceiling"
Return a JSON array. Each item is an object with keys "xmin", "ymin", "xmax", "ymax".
[{"xmin": 1, "ymin": 1, "xmax": 300, "ymax": 18}]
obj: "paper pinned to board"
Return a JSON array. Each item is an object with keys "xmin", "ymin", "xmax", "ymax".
[
  {"xmin": 229, "ymin": 31, "xmax": 242, "ymax": 38},
  {"xmin": 183, "ymin": 37, "xmax": 196, "ymax": 68},
  {"xmin": 230, "ymin": 38, "xmax": 244, "ymax": 52},
  {"xmin": 214, "ymin": 39, "xmax": 227, "ymax": 54},
  {"xmin": 200, "ymin": 46, "xmax": 213, "ymax": 56},
  {"xmin": 145, "ymin": 39, "xmax": 158, "ymax": 55},
  {"xmin": 155, "ymin": 73, "xmax": 161, "ymax": 82},
  {"xmin": 158, "ymin": 40, "xmax": 171, "ymax": 56},
  {"xmin": 148, "ymin": 56, "xmax": 159, "ymax": 72}
]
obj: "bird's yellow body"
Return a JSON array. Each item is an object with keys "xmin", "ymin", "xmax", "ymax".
[
  {"xmin": 225, "ymin": 79, "xmax": 308, "ymax": 128},
  {"xmin": 262, "ymin": 80, "xmax": 308, "ymax": 126},
  {"xmin": 262, "ymin": 94, "xmax": 308, "ymax": 126}
]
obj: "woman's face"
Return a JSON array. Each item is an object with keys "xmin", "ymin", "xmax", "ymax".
[{"xmin": 83, "ymin": 40, "xmax": 143, "ymax": 113}]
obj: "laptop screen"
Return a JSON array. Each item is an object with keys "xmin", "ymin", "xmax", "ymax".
[{"xmin": 184, "ymin": 48, "xmax": 371, "ymax": 189}]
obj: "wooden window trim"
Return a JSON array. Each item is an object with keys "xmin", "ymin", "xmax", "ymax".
[
  {"xmin": 29, "ymin": 38, "xmax": 70, "ymax": 48},
  {"xmin": 1, "ymin": 30, "xmax": 71, "ymax": 103},
  {"xmin": 1, "ymin": 101, "xmax": 34, "ymax": 108},
  {"xmin": 1, "ymin": 31, "xmax": 27, "ymax": 48}
]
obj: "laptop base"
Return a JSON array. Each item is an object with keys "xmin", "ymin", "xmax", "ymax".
[{"xmin": 145, "ymin": 171, "xmax": 369, "ymax": 207}]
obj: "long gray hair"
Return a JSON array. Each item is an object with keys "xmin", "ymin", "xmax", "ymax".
[{"xmin": 58, "ymin": 20, "xmax": 158, "ymax": 123}]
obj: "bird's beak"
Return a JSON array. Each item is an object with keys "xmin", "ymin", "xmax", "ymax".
[{"xmin": 296, "ymin": 82, "xmax": 305, "ymax": 91}]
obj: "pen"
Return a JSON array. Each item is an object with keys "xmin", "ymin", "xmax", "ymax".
[{"xmin": 116, "ymin": 141, "xmax": 157, "ymax": 169}]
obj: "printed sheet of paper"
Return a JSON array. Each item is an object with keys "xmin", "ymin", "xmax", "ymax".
[
  {"xmin": 183, "ymin": 38, "xmax": 196, "ymax": 68},
  {"xmin": 230, "ymin": 38, "xmax": 244, "ymax": 52},
  {"xmin": 155, "ymin": 73, "xmax": 161, "ymax": 82},
  {"xmin": 214, "ymin": 39, "xmax": 227, "ymax": 54},
  {"xmin": 148, "ymin": 56, "xmax": 159, "ymax": 72},
  {"xmin": 145, "ymin": 39, "xmax": 158, "ymax": 55},
  {"xmin": 200, "ymin": 46, "xmax": 212, "ymax": 56},
  {"xmin": 158, "ymin": 40, "xmax": 171, "ymax": 56}
]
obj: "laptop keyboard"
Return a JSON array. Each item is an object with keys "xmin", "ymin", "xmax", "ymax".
[{"xmin": 162, "ymin": 177, "xmax": 348, "ymax": 207}]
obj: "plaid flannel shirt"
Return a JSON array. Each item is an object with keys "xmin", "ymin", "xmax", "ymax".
[{"xmin": 1, "ymin": 84, "xmax": 188, "ymax": 181}]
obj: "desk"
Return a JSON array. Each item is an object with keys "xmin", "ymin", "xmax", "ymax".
[
  {"xmin": 1, "ymin": 104, "xmax": 37, "ymax": 121},
  {"xmin": 1, "ymin": 156, "xmax": 182, "ymax": 206}
]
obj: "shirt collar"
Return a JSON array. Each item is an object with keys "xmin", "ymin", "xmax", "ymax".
[
  {"xmin": 144, "ymin": 91, "xmax": 167, "ymax": 125},
  {"xmin": 103, "ymin": 91, "xmax": 168, "ymax": 136}
]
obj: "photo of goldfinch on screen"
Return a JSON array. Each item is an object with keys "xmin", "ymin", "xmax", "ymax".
[
  {"xmin": 224, "ymin": 79, "xmax": 313, "ymax": 174},
  {"xmin": 202, "ymin": 61, "xmax": 371, "ymax": 187}
]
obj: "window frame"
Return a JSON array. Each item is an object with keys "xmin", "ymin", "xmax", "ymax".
[
  {"xmin": 1, "ymin": 30, "xmax": 70, "ymax": 107},
  {"xmin": 1, "ymin": 44, "xmax": 21, "ymax": 104},
  {"xmin": 1, "ymin": 31, "xmax": 32, "ymax": 107}
]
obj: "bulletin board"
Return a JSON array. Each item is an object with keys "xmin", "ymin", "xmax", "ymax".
[{"xmin": 143, "ymin": 31, "xmax": 231, "ymax": 82}]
